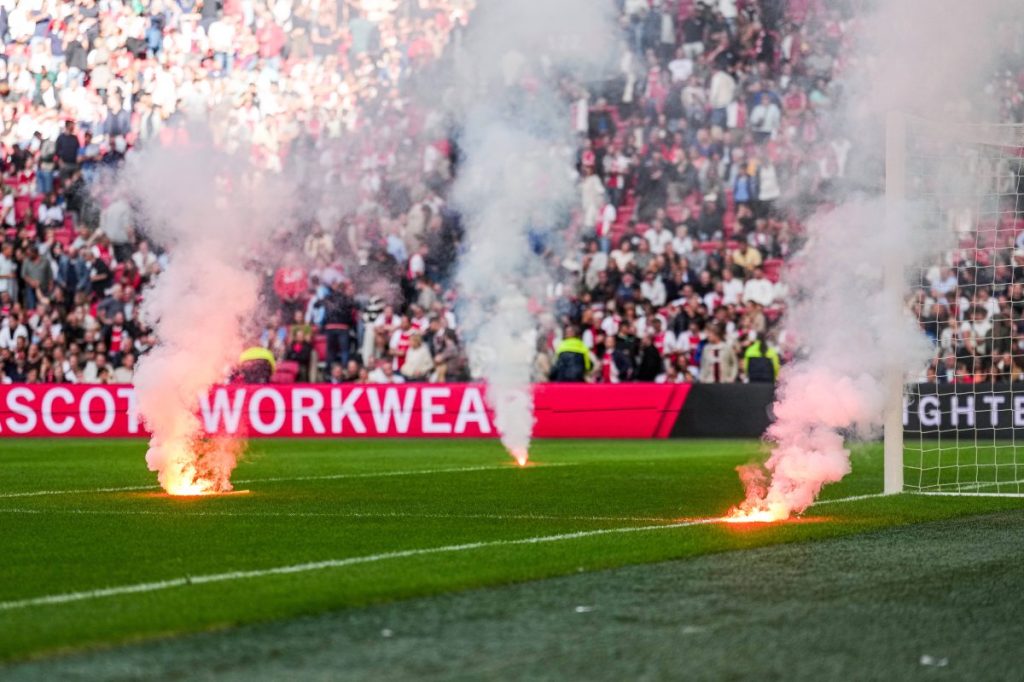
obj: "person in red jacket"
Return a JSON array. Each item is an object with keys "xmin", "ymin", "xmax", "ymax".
[{"xmin": 273, "ymin": 256, "xmax": 308, "ymax": 317}]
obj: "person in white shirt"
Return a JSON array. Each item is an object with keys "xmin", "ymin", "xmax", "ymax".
[
  {"xmin": 597, "ymin": 202, "xmax": 616, "ymax": 252},
  {"xmin": 37, "ymin": 196, "xmax": 64, "ymax": 226},
  {"xmin": 368, "ymin": 359, "xmax": 406, "ymax": 384},
  {"xmin": 742, "ymin": 268, "xmax": 776, "ymax": 307},
  {"xmin": 667, "ymin": 46, "xmax": 693, "ymax": 83},
  {"xmin": 610, "ymin": 240, "xmax": 635, "ymax": 271},
  {"xmin": 407, "ymin": 245, "xmax": 427, "ymax": 279},
  {"xmin": 721, "ymin": 268, "xmax": 745, "ymax": 306},
  {"xmin": 640, "ymin": 272, "xmax": 667, "ymax": 307},
  {"xmin": 672, "ymin": 225, "xmax": 695, "ymax": 255},
  {"xmin": 112, "ymin": 353, "xmax": 136, "ymax": 383},
  {"xmin": 0, "ymin": 243, "xmax": 17, "ymax": 300},
  {"xmin": 580, "ymin": 168, "xmax": 606, "ymax": 228},
  {"xmin": 1, "ymin": 191, "xmax": 15, "ymax": 228},
  {"xmin": 0, "ymin": 316, "xmax": 28, "ymax": 351},
  {"xmin": 583, "ymin": 242, "xmax": 609, "ymax": 291},
  {"xmin": 132, "ymin": 241, "xmax": 160, "ymax": 278},
  {"xmin": 644, "ymin": 220, "xmax": 674, "ymax": 255},
  {"xmin": 709, "ymin": 68, "xmax": 737, "ymax": 121},
  {"xmin": 399, "ymin": 332, "xmax": 434, "ymax": 381},
  {"xmin": 749, "ymin": 94, "xmax": 782, "ymax": 142}
]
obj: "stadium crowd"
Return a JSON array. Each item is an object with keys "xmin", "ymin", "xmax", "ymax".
[{"xmin": 0, "ymin": 0, "xmax": 1020, "ymax": 387}]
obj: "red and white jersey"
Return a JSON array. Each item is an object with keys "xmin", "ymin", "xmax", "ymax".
[{"xmin": 389, "ymin": 328, "xmax": 412, "ymax": 368}]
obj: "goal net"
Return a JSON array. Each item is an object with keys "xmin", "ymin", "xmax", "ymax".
[{"xmin": 894, "ymin": 114, "xmax": 1024, "ymax": 495}]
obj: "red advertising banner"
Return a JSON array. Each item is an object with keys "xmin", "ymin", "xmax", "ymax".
[{"xmin": 0, "ymin": 384, "xmax": 691, "ymax": 439}]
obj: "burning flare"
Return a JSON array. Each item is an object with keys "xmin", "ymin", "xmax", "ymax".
[
  {"xmin": 509, "ymin": 447, "xmax": 530, "ymax": 467},
  {"xmin": 122, "ymin": 145, "xmax": 287, "ymax": 498},
  {"xmin": 151, "ymin": 435, "xmax": 242, "ymax": 496},
  {"xmin": 728, "ymin": 370, "xmax": 872, "ymax": 521}
]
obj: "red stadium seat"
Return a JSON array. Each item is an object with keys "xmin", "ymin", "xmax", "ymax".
[
  {"xmin": 314, "ymin": 334, "xmax": 327, "ymax": 364},
  {"xmin": 270, "ymin": 370, "xmax": 295, "ymax": 384},
  {"xmin": 277, "ymin": 360, "xmax": 300, "ymax": 377},
  {"xmin": 763, "ymin": 259, "xmax": 784, "ymax": 283},
  {"xmin": 13, "ymin": 196, "xmax": 30, "ymax": 223}
]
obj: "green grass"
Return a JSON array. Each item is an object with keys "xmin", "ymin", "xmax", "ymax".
[{"xmin": 1, "ymin": 438, "xmax": 1023, "ymax": 665}]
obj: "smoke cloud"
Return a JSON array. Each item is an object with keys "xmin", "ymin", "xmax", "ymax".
[
  {"xmin": 125, "ymin": 135, "xmax": 293, "ymax": 495},
  {"xmin": 733, "ymin": 0, "xmax": 1016, "ymax": 519},
  {"xmin": 450, "ymin": 0, "xmax": 615, "ymax": 464}
]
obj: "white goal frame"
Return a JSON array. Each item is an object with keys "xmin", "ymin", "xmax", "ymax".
[
  {"xmin": 886, "ymin": 113, "xmax": 1024, "ymax": 497},
  {"xmin": 883, "ymin": 111, "xmax": 906, "ymax": 495}
]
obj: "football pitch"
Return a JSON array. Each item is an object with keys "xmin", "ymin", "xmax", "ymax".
[{"xmin": 2, "ymin": 438, "xmax": 1023, "ymax": 679}]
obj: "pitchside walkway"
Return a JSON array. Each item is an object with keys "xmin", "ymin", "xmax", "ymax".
[{"xmin": 6, "ymin": 510, "xmax": 1021, "ymax": 681}]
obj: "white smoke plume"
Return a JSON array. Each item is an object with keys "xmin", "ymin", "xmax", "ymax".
[
  {"xmin": 450, "ymin": 0, "xmax": 615, "ymax": 464},
  {"xmin": 124, "ymin": 136, "xmax": 293, "ymax": 495},
  {"xmin": 732, "ymin": 0, "xmax": 1016, "ymax": 520}
]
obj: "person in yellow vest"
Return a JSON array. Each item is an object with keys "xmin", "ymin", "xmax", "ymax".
[
  {"xmin": 743, "ymin": 333, "xmax": 780, "ymax": 383},
  {"xmin": 238, "ymin": 346, "xmax": 276, "ymax": 384},
  {"xmin": 550, "ymin": 326, "xmax": 592, "ymax": 382}
]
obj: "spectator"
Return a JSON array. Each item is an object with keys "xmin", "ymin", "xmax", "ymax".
[
  {"xmin": 55, "ymin": 121, "xmax": 80, "ymax": 168},
  {"xmin": 368, "ymin": 359, "xmax": 405, "ymax": 384},
  {"xmin": 743, "ymin": 333, "xmax": 780, "ymax": 383},
  {"xmin": 742, "ymin": 267, "xmax": 776, "ymax": 307},
  {"xmin": 400, "ymin": 332, "xmax": 434, "ymax": 381},
  {"xmin": 700, "ymin": 325, "xmax": 738, "ymax": 383},
  {"xmin": 550, "ymin": 325, "xmax": 592, "ymax": 382},
  {"xmin": 20, "ymin": 246, "xmax": 53, "ymax": 310},
  {"xmin": 599, "ymin": 334, "xmax": 632, "ymax": 383},
  {"xmin": 635, "ymin": 334, "xmax": 663, "ymax": 381},
  {"xmin": 113, "ymin": 353, "xmax": 135, "ymax": 384},
  {"xmin": 237, "ymin": 346, "xmax": 276, "ymax": 384},
  {"xmin": 286, "ymin": 329, "xmax": 314, "ymax": 381},
  {"xmin": 317, "ymin": 280, "xmax": 357, "ymax": 367}
]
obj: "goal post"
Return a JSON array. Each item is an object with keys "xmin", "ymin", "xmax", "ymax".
[
  {"xmin": 896, "ymin": 114, "xmax": 1024, "ymax": 496},
  {"xmin": 883, "ymin": 111, "xmax": 907, "ymax": 495}
]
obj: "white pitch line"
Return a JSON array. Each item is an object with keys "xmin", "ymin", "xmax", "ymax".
[
  {"xmin": 0, "ymin": 518, "xmax": 723, "ymax": 612},
  {"xmin": 911, "ymin": 491, "xmax": 1024, "ymax": 499},
  {"xmin": 0, "ymin": 484, "xmax": 157, "ymax": 499},
  {"xmin": 0, "ymin": 508, "xmax": 668, "ymax": 524},
  {"xmin": 953, "ymin": 478, "xmax": 1024, "ymax": 492},
  {"xmin": 811, "ymin": 492, "xmax": 891, "ymax": 506},
  {"xmin": 813, "ymin": 488, "xmax": 1024, "ymax": 504},
  {"xmin": 0, "ymin": 464, "xmax": 567, "ymax": 500}
]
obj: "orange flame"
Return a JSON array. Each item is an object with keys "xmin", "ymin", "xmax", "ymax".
[
  {"xmin": 723, "ymin": 502, "xmax": 791, "ymax": 524},
  {"xmin": 509, "ymin": 447, "xmax": 529, "ymax": 467},
  {"xmin": 158, "ymin": 435, "xmax": 243, "ymax": 496}
]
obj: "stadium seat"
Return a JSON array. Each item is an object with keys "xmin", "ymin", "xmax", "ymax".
[
  {"xmin": 763, "ymin": 259, "xmax": 784, "ymax": 283},
  {"xmin": 13, "ymin": 196, "xmax": 30, "ymax": 223},
  {"xmin": 277, "ymin": 360, "xmax": 300, "ymax": 377},
  {"xmin": 314, "ymin": 334, "xmax": 328, "ymax": 365},
  {"xmin": 270, "ymin": 370, "xmax": 295, "ymax": 384}
]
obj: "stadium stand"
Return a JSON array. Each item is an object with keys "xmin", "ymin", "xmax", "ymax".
[{"xmin": 0, "ymin": 0, "xmax": 1021, "ymax": 387}]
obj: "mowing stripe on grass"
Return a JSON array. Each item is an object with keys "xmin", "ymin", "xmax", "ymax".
[
  {"xmin": 233, "ymin": 463, "xmax": 571, "ymax": 485},
  {"xmin": 0, "ymin": 508, "xmax": 668, "ymax": 523},
  {"xmin": 0, "ymin": 518, "xmax": 723, "ymax": 612},
  {"xmin": 0, "ymin": 464, "xmax": 567, "ymax": 500}
]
